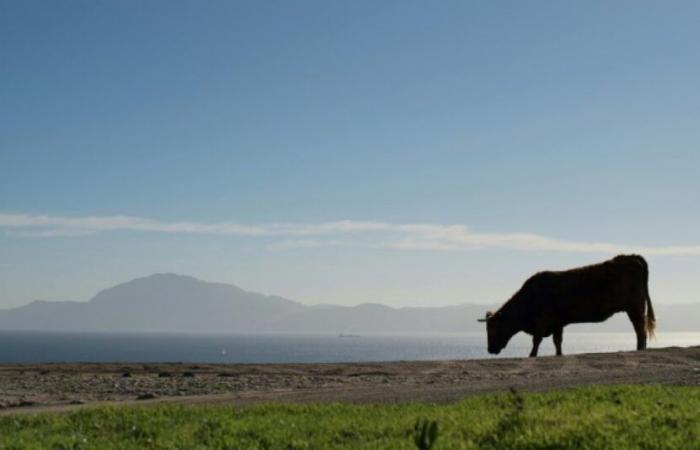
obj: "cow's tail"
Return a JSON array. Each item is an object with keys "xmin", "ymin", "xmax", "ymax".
[
  {"xmin": 635, "ymin": 255, "xmax": 656, "ymax": 340},
  {"xmin": 645, "ymin": 285, "xmax": 656, "ymax": 340}
]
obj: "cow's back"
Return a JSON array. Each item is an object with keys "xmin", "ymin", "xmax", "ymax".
[{"xmin": 526, "ymin": 255, "xmax": 646, "ymax": 326}]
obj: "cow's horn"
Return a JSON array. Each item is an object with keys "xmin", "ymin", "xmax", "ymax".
[{"xmin": 478, "ymin": 311, "xmax": 494, "ymax": 322}]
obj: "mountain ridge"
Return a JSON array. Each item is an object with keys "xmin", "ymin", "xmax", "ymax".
[{"xmin": 1, "ymin": 274, "xmax": 698, "ymax": 333}]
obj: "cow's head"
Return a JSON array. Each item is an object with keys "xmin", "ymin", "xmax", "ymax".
[{"xmin": 478, "ymin": 311, "xmax": 511, "ymax": 355}]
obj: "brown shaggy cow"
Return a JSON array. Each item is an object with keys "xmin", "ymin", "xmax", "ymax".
[{"xmin": 479, "ymin": 254, "xmax": 655, "ymax": 357}]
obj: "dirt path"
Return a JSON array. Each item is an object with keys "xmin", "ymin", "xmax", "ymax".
[{"xmin": 2, "ymin": 346, "xmax": 699, "ymax": 416}]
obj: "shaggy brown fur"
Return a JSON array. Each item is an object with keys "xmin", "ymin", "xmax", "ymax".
[{"xmin": 480, "ymin": 254, "xmax": 655, "ymax": 357}]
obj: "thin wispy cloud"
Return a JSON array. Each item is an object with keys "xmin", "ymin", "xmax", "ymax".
[
  {"xmin": 266, "ymin": 239, "xmax": 348, "ymax": 250},
  {"xmin": 0, "ymin": 214, "xmax": 387, "ymax": 237},
  {"xmin": 5, "ymin": 228, "xmax": 97, "ymax": 238},
  {"xmin": 2, "ymin": 212, "xmax": 700, "ymax": 256}
]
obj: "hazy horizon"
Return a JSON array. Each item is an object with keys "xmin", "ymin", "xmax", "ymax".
[
  {"xmin": 3, "ymin": 271, "xmax": 499, "ymax": 309},
  {"xmin": 2, "ymin": 271, "xmax": 699, "ymax": 335},
  {"xmin": 3, "ymin": 270, "xmax": 700, "ymax": 311},
  {"xmin": 2, "ymin": 1, "xmax": 700, "ymax": 309}
]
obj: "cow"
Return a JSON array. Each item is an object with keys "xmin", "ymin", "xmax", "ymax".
[{"xmin": 478, "ymin": 254, "xmax": 655, "ymax": 357}]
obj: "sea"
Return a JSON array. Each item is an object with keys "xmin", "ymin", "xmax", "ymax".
[{"xmin": 0, "ymin": 331, "xmax": 698, "ymax": 364}]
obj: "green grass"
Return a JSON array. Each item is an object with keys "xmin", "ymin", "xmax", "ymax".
[{"xmin": 1, "ymin": 385, "xmax": 699, "ymax": 449}]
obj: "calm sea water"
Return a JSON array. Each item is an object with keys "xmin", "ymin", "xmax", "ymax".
[{"xmin": 0, "ymin": 331, "xmax": 698, "ymax": 364}]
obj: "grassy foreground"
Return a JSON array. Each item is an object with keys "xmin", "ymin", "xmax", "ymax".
[{"xmin": 1, "ymin": 385, "xmax": 699, "ymax": 449}]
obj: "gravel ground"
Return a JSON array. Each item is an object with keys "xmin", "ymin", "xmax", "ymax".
[{"xmin": 1, "ymin": 345, "xmax": 699, "ymax": 415}]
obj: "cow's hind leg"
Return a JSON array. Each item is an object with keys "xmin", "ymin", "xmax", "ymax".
[
  {"xmin": 553, "ymin": 326, "xmax": 563, "ymax": 356},
  {"xmin": 627, "ymin": 310, "xmax": 647, "ymax": 350},
  {"xmin": 529, "ymin": 335, "xmax": 542, "ymax": 357}
]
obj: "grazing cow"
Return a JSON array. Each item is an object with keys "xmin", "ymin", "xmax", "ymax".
[{"xmin": 478, "ymin": 254, "xmax": 655, "ymax": 357}]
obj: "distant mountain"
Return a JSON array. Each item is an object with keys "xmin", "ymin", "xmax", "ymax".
[
  {"xmin": 0, "ymin": 274, "xmax": 697, "ymax": 333},
  {"xmin": 267, "ymin": 303, "xmax": 490, "ymax": 333},
  {"xmin": 0, "ymin": 274, "xmax": 303, "ymax": 333}
]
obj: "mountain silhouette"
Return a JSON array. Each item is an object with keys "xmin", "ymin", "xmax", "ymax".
[
  {"xmin": 0, "ymin": 274, "xmax": 697, "ymax": 333},
  {"xmin": 0, "ymin": 274, "xmax": 302, "ymax": 332}
]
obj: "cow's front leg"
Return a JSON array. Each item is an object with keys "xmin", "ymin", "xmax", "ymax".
[
  {"xmin": 553, "ymin": 326, "xmax": 564, "ymax": 356},
  {"xmin": 529, "ymin": 335, "xmax": 542, "ymax": 357}
]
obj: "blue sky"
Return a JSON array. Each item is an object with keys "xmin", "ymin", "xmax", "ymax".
[{"xmin": 1, "ymin": 1, "xmax": 699, "ymax": 308}]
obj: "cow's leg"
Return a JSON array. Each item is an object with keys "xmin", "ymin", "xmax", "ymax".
[
  {"xmin": 627, "ymin": 310, "xmax": 647, "ymax": 350},
  {"xmin": 553, "ymin": 326, "xmax": 564, "ymax": 356},
  {"xmin": 529, "ymin": 335, "xmax": 542, "ymax": 357}
]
